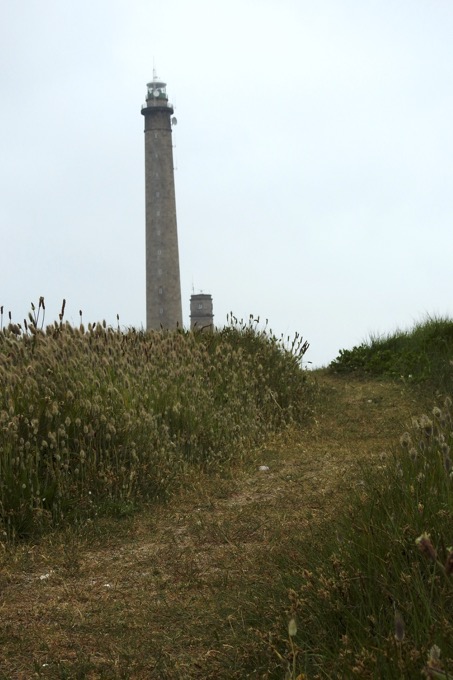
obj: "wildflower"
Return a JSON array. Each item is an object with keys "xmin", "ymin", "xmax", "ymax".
[
  {"xmin": 432, "ymin": 407, "xmax": 442, "ymax": 419},
  {"xmin": 416, "ymin": 532, "xmax": 437, "ymax": 561}
]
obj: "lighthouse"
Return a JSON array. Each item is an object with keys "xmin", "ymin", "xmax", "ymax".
[{"xmin": 141, "ymin": 73, "xmax": 183, "ymax": 330}]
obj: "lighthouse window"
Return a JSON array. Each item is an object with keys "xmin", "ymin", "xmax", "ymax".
[
  {"xmin": 154, "ymin": 132, "xmax": 158, "ymax": 139},
  {"xmin": 155, "ymin": 191, "xmax": 160, "ymax": 197},
  {"xmin": 159, "ymin": 307, "xmax": 164, "ymax": 315},
  {"xmin": 198, "ymin": 303, "xmax": 203, "ymax": 310},
  {"xmin": 157, "ymin": 249, "xmax": 162, "ymax": 256},
  {"xmin": 158, "ymin": 268, "xmax": 162, "ymax": 276},
  {"xmin": 156, "ymin": 210, "xmax": 160, "ymax": 216},
  {"xmin": 154, "ymin": 172, "xmax": 159, "ymax": 178},
  {"xmin": 159, "ymin": 287, "xmax": 163, "ymax": 295}
]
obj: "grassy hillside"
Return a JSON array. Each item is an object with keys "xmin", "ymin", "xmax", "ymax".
[
  {"xmin": 329, "ymin": 316, "xmax": 453, "ymax": 392},
  {"xmin": 1, "ymin": 312, "xmax": 453, "ymax": 678}
]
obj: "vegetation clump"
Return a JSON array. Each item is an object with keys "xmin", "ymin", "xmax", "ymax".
[
  {"xmin": 272, "ymin": 394, "xmax": 453, "ymax": 678},
  {"xmin": 265, "ymin": 320, "xmax": 453, "ymax": 679},
  {"xmin": 0, "ymin": 303, "xmax": 312, "ymax": 539},
  {"xmin": 329, "ymin": 316, "xmax": 453, "ymax": 392}
]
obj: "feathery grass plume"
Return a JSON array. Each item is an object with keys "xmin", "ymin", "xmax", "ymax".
[
  {"xmin": 416, "ymin": 533, "xmax": 437, "ymax": 561},
  {"xmin": 59, "ymin": 298, "xmax": 66, "ymax": 322},
  {"xmin": 0, "ymin": 307, "xmax": 314, "ymax": 538},
  {"xmin": 400, "ymin": 432, "xmax": 411, "ymax": 448},
  {"xmin": 286, "ymin": 618, "xmax": 300, "ymax": 680},
  {"xmin": 394, "ymin": 609, "xmax": 405, "ymax": 642},
  {"xmin": 422, "ymin": 645, "xmax": 450, "ymax": 679},
  {"xmin": 419, "ymin": 414, "xmax": 434, "ymax": 438},
  {"xmin": 409, "ymin": 447, "xmax": 418, "ymax": 462}
]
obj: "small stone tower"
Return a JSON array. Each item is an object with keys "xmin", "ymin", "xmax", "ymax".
[
  {"xmin": 141, "ymin": 73, "xmax": 183, "ymax": 330},
  {"xmin": 190, "ymin": 294, "xmax": 214, "ymax": 331}
]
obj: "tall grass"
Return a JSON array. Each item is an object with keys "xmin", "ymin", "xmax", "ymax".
[
  {"xmin": 273, "ymin": 398, "xmax": 453, "ymax": 678},
  {"xmin": 0, "ymin": 304, "xmax": 312, "ymax": 540},
  {"xmin": 329, "ymin": 316, "xmax": 453, "ymax": 392},
  {"xmin": 268, "ymin": 318, "xmax": 453, "ymax": 678}
]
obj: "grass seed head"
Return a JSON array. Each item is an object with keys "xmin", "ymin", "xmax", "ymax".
[
  {"xmin": 416, "ymin": 532, "xmax": 437, "ymax": 561},
  {"xmin": 394, "ymin": 609, "xmax": 405, "ymax": 642},
  {"xmin": 400, "ymin": 432, "xmax": 411, "ymax": 448},
  {"xmin": 288, "ymin": 618, "xmax": 297, "ymax": 637}
]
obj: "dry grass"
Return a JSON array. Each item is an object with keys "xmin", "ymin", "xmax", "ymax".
[
  {"xmin": 0, "ymin": 372, "xmax": 421, "ymax": 679},
  {"xmin": 0, "ymin": 317, "xmax": 312, "ymax": 539}
]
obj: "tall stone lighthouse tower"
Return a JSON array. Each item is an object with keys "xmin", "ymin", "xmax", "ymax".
[{"xmin": 141, "ymin": 73, "xmax": 183, "ymax": 330}]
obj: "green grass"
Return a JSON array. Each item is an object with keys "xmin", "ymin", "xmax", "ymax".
[
  {"xmin": 329, "ymin": 315, "xmax": 453, "ymax": 392},
  {"xmin": 270, "ymin": 396, "xmax": 453, "ymax": 678},
  {"xmin": 264, "ymin": 319, "xmax": 453, "ymax": 679}
]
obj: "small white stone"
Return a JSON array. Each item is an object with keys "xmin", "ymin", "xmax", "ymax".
[{"xmin": 259, "ymin": 465, "xmax": 270, "ymax": 472}]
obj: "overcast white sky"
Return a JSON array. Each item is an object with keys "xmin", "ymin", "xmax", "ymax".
[{"xmin": 2, "ymin": 1, "xmax": 453, "ymax": 367}]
